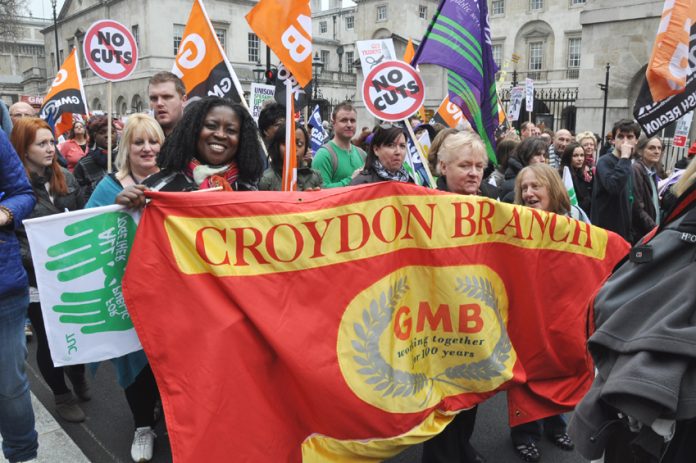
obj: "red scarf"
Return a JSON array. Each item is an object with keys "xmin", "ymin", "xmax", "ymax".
[{"xmin": 184, "ymin": 159, "xmax": 239, "ymax": 191}]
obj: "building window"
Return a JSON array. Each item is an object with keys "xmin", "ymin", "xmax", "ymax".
[
  {"xmin": 320, "ymin": 21, "xmax": 327, "ymax": 33},
  {"xmin": 345, "ymin": 16, "xmax": 354, "ymax": 29},
  {"xmin": 346, "ymin": 51, "xmax": 354, "ymax": 73},
  {"xmin": 321, "ymin": 50, "xmax": 330, "ymax": 70},
  {"xmin": 491, "ymin": 0, "xmax": 504, "ymax": 15},
  {"xmin": 528, "ymin": 41, "xmax": 543, "ymax": 78},
  {"xmin": 214, "ymin": 28, "xmax": 226, "ymax": 51},
  {"xmin": 492, "ymin": 44, "xmax": 502, "ymax": 68},
  {"xmin": 377, "ymin": 5, "xmax": 387, "ymax": 21},
  {"xmin": 59, "ymin": 49, "xmax": 64, "ymax": 63},
  {"xmin": 529, "ymin": 0, "xmax": 543, "ymax": 10},
  {"xmin": 567, "ymin": 37, "xmax": 581, "ymax": 78},
  {"xmin": 248, "ymin": 33, "xmax": 259, "ymax": 63},
  {"xmin": 131, "ymin": 25, "xmax": 139, "ymax": 47},
  {"xmin": 173, "ymin": 24, "xmax": 184, "ymax": 55},
  {"xmin": 570, "ymin": 0, "xmax": 585, "ymax": 4},
  {"xmin": 419, "ymin": 5, "xmax": 427, "ymax": 19}
]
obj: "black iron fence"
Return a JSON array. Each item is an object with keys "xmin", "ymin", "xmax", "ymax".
[{"xmin": 499, "ymin": 87, "xmax": 578, "ymax": 132}]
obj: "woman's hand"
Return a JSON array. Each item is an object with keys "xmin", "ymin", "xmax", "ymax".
[{"xmin": 116, "ymin": 185, "xmax": 149, "ymax": 209}]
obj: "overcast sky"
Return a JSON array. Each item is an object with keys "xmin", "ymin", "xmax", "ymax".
[{"xmin": 26, "ymin": 0, "xmax": 63, "ymax": 19}]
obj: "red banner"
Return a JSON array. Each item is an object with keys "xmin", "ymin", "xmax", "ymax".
[{"xmin": 122, "ymin": 183, "xmax": 629, "ymax": 462}]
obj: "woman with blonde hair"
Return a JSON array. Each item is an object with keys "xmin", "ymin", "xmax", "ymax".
[
  {"xmin": 428, "ymin": 127, "xmax": 458, "ymax": 175},
  {"xmin": 576, "ymin": 131, "xmax": 598, "ymax": 170},
  {"xmin": 85, "ymin": 113, "xmax": 165, "ymax": 463},
  {"xmin": 87, "ymin": 113, "xmax": 164, "ymax": 206}
]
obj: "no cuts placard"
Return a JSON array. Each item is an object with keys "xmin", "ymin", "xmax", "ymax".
[
  {"xmin": 83, "ymin": 20, "xmax": 138, "ymax": 81},
  {"xmin": 362, "ymin": 60, "xmax": 425, "ymax": 122}
]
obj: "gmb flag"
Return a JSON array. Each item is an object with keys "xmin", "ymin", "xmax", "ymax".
[
  {"xmin": 173, "ymin": 0, "xmax": 244, "ymax": 103},
  {"xmin": 24, "ymin": 205, "xmax": 142, "ymax": 367},
  {"xmin": 123, "ymin": 183, "xmax": 629, "ymax": 462},
  {"xmin": 634, "ymin": 0, "xmax": 696, "ymax": 136},
  {"xmin": 246, "ymin": 0, "xmax": 312, "ymax": 88},
  {"xmin": 40, "ymin": 48, "xmax": 88, "ymax": 132}
]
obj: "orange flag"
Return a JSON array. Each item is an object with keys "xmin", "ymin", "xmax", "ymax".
[
  {"xmin": 281, "ymin": 81, "xmax": 297, "ymax": 191},
  {"xmin": 173, "ymin": 0, "xmax": 244, "ymax": 103},
  {"xmin": 123, "ymin": 183, "xmax": 630, "ymax": 462},
  {"xmin": 246, "ymin": 0, "xmax": 312, "ymax": 88},
  {"xmin": 645, "ymin": 0, "xmax": 695, "ymax": 101},
  {"xmin": 39, "ymin": 49, "xmax": 88, "ymax": 132},
  {"xmin": 431, "ymin": 95, "xmax": 466, "ymax": 128}
]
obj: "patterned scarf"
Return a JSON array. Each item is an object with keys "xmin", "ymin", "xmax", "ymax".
[
  {"xmin": 185, "ymin": 159, "xmax": 239, "ymax": 191},
  {"xmin": 373, "ymin": 159, "xmax": 410, "ymax": 183}
]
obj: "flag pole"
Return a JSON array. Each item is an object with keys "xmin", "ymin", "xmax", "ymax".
[{"xmin": 107, "ymin": 81, "xmax": 112, "ymax": 173}]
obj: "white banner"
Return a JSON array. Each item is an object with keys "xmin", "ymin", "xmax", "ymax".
[
  {"xmin": 507, "ymin": 87, "xmax": 524, "ymax": 122},
  {"xmin": 249, "ymin": 83, "xmax": 276, "ymax": 122},
  {"xmin": 355, "ymin": 39, "xmax": 396, "ymax": 77},
  {"xmin": 24, "ymin": 205, "xmax": 142, "ymax": 366},
  {"xmin": 525, "ymin": 78, "xmax": 534, "ymax": 112},
  {"xmin": 673, "ymin": 111, "xmax": 694, "ymax": 147}
]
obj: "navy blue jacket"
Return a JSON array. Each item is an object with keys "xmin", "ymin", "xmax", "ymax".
[{"xmin": 0, "ymin": 130, "xmax": 36, "ymax": 297}]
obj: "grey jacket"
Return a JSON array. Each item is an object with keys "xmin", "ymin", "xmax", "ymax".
[{"xmin": 568, "ymin": 185, "xmax": 696, "ymax": 460}]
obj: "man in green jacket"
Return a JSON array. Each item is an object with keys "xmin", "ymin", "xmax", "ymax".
[{"xmin": 312, "ymin": 101, "xmax": 365, "ymax": 188}]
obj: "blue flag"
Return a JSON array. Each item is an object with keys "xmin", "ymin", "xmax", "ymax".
[
  {"xmin": 307, "ymin": 104, "xmax": 327, "ymax": 155},
  {"xmin": 412, "ymin": 0, "xmax": 499, "ymax": 164}
]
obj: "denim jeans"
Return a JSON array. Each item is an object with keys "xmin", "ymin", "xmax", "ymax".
[{"xmin": 0, "ymin": 289, "xmax": 38, "ymax": 462}]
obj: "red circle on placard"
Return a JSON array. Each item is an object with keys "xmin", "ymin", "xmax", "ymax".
[
  {"xmin": 362, "ymin": 60, "xmax": 425, "ymax": 122},
  {"xmin": 83, "ymin": 20, "xmax": 138, "ymax": 81}
]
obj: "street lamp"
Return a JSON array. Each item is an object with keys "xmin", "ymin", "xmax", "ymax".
[
  {"xmin": 252, "ymin": 60, "xmax": 265, "ymax": 83},
  {"xmin": 50, "ymin": 0, "xmax": 60, "ymax": 72},
  {"xmin": 598, "ymin": 63, "xmax": 610, "ymax": 142},
  {"xmin": 312, "ymin": 52, "xmax": 324, "ymax": 99}
]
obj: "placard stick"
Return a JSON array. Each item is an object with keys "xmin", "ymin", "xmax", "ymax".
[{"xmin": 107, "ymin": 81, "xmax": 112, "ymax": 173}]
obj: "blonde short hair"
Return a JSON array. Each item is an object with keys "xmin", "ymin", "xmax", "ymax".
[
  {"xmin": 576, "ymin": 131, "xmax": 596, "ymax": 146},
  {"xmin": 438, "ymin": 131, "xmax": 487, "ymax": 167},
  {"xmin": 115, "ymin": 114, "xmax": 165, "ymax": 181}
]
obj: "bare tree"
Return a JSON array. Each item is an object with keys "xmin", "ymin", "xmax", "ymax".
[{"xmin": 0, "ymin": 0, "xmax": 28, "ymax": 40}]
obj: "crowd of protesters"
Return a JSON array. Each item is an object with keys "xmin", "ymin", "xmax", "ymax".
[{"xmin": 1, "ymin": 69, "xmax": 695, "ymax": 463}]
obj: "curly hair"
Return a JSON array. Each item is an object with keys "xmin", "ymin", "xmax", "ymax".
[
  {"xmin": 87, "ymin": 115, "xmax": 109, "ymax": 147},
  {"xmin": 159, "ymin": 97, "xmax": 264, "ymax": 183}
]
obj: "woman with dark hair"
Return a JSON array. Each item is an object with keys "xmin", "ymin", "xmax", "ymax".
[
  {"xmin": 73, "ymin": 115, "xmax": 118, "ymax": 202},
  {"xmin": 58, "ymin": 120, "xmax": 89, "ymax": 172},
  {"xmin": 499, "ymin": 136, "xmax": 548, "ymax": 203},
  {"xmin": 486, "ymin": 138, "xmax": 518, "ymax": 190},
  {"xmin": 116, "ymin": 97, "xmax": 264, "ymax": 206},
  {"xmin": 259, "ymin": 124, "xmax": 322, "ymax": 191},
  {"xmin": 350, "ymin": 125, "xmax": 411, "ymax": 185},
  {"xmin": 12, "ymin": 118, "xmax": 89, "ymax": 424},
  {"xmin": 559, "ymin": 142, "xmax": 593, "ymax": 216}
]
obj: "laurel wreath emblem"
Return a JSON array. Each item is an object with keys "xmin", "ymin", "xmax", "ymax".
[{"xmin": 350, "ymin": 274, "xmax": 512, "ymax": 404}]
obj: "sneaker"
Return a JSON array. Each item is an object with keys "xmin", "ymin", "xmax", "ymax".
[
  {"xmin": 131, "ymin": 426, "xmax": 156, "ymax": 462},
  {"xmin": 54, "ymin": 392, "xmax": 85, "ymax": 423}
]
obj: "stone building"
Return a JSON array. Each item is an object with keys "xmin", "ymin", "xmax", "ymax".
[{"xmin": 0, "ymin": 15, "xmax": 52, "ymax": 108}]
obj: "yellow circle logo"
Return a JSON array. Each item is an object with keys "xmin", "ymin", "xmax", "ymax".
[{"xmin": 337, "ymin": 265, "xmax": 515, "ymax": 413}]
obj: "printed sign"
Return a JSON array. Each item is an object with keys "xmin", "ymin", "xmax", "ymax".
[
  {"xmin": 308, "ymin": 104, "xmax": 327, "ymax": 154},
  {"xmin": 507, "ymin": 87, "xmax": 524, "ymax": 122},
  {"xmin": 356, "ymin": 39, "xmax": 396, "ymax": 76},
  {"xmin": 673, "ymin": 111, "xmax": 694, "ymax": 147},
  {"xmin": 83, "ymin": 20, "xmax": 138, "ymax": 81},
  {"xmin": 525, "ymin": 78, "xmax": 534, "ymax": 112},
  {"xmin": 249, "ymin": 83, "xmax": 276, "ymax": 122},
  {"xmin": 362, "ymin": 60, "xmax": 425, "ymax": 122},
  {"xmin": 24, "ymin": 205, "xmax": 143, "ymax": 366}
]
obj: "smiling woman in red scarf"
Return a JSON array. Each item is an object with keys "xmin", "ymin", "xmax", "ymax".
[{"xmin": 116, "ymin": 97, "xmax": 264, "ymax": 206}]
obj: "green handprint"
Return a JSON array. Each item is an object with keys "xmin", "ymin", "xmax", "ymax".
[
  {"xmin": 46, "ymin": 212, "xmax": 136, "ymax": 282},
  {"xmin": 53, "ymin": 283, "xmax": 134, "ymax": 334}
]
